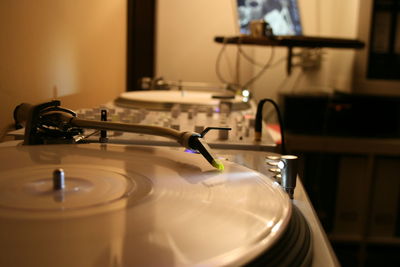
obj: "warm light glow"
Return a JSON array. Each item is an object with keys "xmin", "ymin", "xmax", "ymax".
[{"xmin": 242, "ymin": 89, "xmax": 250, "ymax": 97}]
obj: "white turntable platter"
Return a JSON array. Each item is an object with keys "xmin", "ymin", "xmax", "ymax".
[
  {"xmin": 0, "ymin": 143, "xmax": 291, "ymax": 267},
  {"xmin": 115, "ymin": 90, "xmax": 250, "ymax": 110}
]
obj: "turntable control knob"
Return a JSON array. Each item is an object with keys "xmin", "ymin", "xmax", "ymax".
[
  {"xmin": 163, "ymin": 119, "xmax": 170, "ymax": 127},
  {"xmin": 139, "ymin": 109, "xmax": 147, "ymax": 121},
  {"xmin": 244, "ymin": 126, "xmax": 250, "ymax": 137},
  {"xmin": 237, "ymin": 123, "xmax": 243, "ymax": 132},
  {"xmin": 278, "ymin": 155, "xmax": 298, "ymax": 199},
  {"xmin": 53, "ymin": 168, "xmax": 66, "ymax": 190},
  {"xmin": 192, "ymin": 106, "xmax": 198, "ymax": 116},
  {"xmin": 206, "ymin": 107, "xmax": 214, "ymax": 117},
  {"xmin": 218, "ymin": 127, "xmax": 229, "ymax": 140},
  {"xmin": 141, "ymin": 108, "xmax": 148, "ymax": 114},
  {"xmin": 130, "ymin": 113, "xmax": 139, "ymax": 123},
  {"xmin": 188, "ymin": 109, "xmax": 194, "ymax": 119}
]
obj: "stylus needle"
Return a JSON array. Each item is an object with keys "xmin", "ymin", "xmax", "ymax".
[{"xmin": 189, "ymin": 136, "xmax": 224, "ymax": 171}]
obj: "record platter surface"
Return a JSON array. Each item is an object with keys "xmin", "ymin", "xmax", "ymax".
[
  {"xmin": 0, "ymin": 143, "xmax": 291, "ymax": 267},
  {"xmin": 115, "ymin": 90, "xmax": 250, "ymax": 111}
]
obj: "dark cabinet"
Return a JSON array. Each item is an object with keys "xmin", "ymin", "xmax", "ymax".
[{"xmin": 368, "ymin": 0, "xmax": 400, "ymax": 79}]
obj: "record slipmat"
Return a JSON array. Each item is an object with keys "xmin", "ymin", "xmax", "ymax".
[{"xmin": 0, "ymin": 143, "xmax": 291, "ymax": 267}]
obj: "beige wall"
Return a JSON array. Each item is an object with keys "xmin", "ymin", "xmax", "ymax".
[
  {"xmin": 156, "ymin": 0, "xmax": 362, "ymax": 103},
  {"xmin": 0, "ymin": 0, "xmax": 126, "ymax": 130},
  {"xmin": 156, "ymin": 0, "xmax": 251, "ymax": 84}
]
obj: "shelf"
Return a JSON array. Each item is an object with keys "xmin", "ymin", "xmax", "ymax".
[
  {"xmin": 214, "ymin": 35, "xmax": 365, "ymax": 75},
  {"xmin": 214, "ymin": 35, "xmax": 365, "ymax": 49}
]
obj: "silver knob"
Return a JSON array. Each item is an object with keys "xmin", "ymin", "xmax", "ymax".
[
  {"xmin": 278, "ymin": 155, "xmax": 298, "ymax": 199},
  {"xmin": 265, "ymin": 155, "xmax": 298, "ymax": 199}
]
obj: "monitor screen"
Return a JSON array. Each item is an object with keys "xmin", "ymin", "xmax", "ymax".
[{"xmin": 236, "ymin": 0, "xmax": 302, "ymax": 36}]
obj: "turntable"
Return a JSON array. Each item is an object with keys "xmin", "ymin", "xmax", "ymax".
[
  {"xmin": 0, "ymin": 101, "xmax": 338, "ymax": 266},
  {"xmin": 115, "ymin": 90, "xmax": 250, "ymax": 111},
  {"xmin": 116, "ymin": 78, "xmax": 250, "ymax": 111}
]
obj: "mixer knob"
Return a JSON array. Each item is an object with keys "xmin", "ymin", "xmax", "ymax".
[
  {"xmin": 192, "ymin": 106, "xmax": 198, "ymax": 116},
  {"xmin": 249, "ymin": 117, "xmax": 256, "ymax": 128},
  {"xmin": 129, "ymin": 113, "xmax": 139, "ymax": 123},
  {"xmin": 139, "ymin": 108, "xmax": 147, "ymax": 120},
  {"xmin": 187, "ymin": 109, "xmax": 194, "ymax": 119},
  {"xmin": 244, "ymin": 126, "xmax": 250, "ymax": 137},
  {"xmin": 171, "ymin": 104, "xmax": 181, "ymax": 118},
  {"xmin": 206, "ymin": 107, "xmax": 214, "ymax": 117},
  {"xmin": 219, "ymin": 102, "xmax": 231, "ymax": 115},
  {"xmin": 218, "ymin": 127, "xmax": 229, "ymax": 140},
  {"xmin": 163, "ymin": 119, "xmax": 170, "ymax": 128},
  {"xmin": 195, "ymin": 125, "xmax": 204, "ymax": 133},
  {"xmin": 237, "ymin": 123, "xmax": 243, "ymax": 132}
]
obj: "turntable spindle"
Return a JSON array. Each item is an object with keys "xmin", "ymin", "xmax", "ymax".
[{"xmin": 53, "ymin": 168, "xmax": 66, "ymax": 190}]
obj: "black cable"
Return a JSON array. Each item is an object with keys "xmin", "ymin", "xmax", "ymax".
[
  {"xmin": 255, "ymin": 98, "xmax": 287, "ymax": 155},
  {"xmin": 216, "ymin": 39, "xmax": 290, "ymax": 91},
  {"xmin": 242, "ymin": 46, "xmax": 275, "ymax": 89},
  {"xmin": 215, "ymin": 37, "xmax": 238, "ymax": 86},
  {"xmin": 238, "ymin": 43, "xmax": 287, "ymax": 68},
  {"xmin": 215, "ymin": 37, "xmax": 229, "ymax": 84},
  {"xmin": 235, "ymin": 38, "xmax": 241, "ymax": 86}
]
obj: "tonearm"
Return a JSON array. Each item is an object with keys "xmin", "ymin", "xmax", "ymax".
[{"xmin": 14, "ymin": 100, "xmax": 230, "ymax": 170}]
